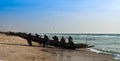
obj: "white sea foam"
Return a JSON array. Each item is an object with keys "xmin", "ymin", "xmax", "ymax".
[
  {"xmin": 88, "ymin": 48, "xmax": 120, "ymax": 60},
  {"xmin": 114, "ymin": 54, "xmax": 120, "ymax": 60},
  {"xmin": 87, "ymin": 48, "xmax": 103, "ymax": 53}
]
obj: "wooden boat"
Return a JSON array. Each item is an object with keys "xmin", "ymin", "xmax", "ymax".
[{"xmin": 3, "ymin": 32, "xmax": 94, "ymax": 49}]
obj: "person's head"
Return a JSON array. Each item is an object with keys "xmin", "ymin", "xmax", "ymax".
[
  {"xmin": 54, "ymin": 35, "xmax": 57, "ymax": 37},
  {"xmin": 62, "ymin": 36, "xmax": 64, "ymax": 38},
  {"xmin": 69, "ymin": 36, "xmax": 72, "ymax": 40},
  {"xmin": 69, "ymin": 36, "xmax": 72, "ymax": 38}
]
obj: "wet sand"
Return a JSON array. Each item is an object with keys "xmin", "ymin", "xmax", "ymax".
[
  {"xmin": 41, "ymin": 48, "xmax": 119, "ymax": 61},
  {"xmin": 0, "ymin": 34, "xmax": 119, "ymax": 61}
]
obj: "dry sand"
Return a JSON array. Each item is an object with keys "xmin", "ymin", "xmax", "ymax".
[
  {"xmin": 0, "ymin": 34, "xmax": 54, "ymax": 61},
  {"xmin": 0, "ymin": 34, "xmax": 119, "ymax": 61}
]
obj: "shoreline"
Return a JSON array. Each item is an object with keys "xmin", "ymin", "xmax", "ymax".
[
  {"xmin": 42, "ymin": 48, "xmax": 118, "ymax": 61},
  {"xmin": 88, "ymin": 48, "xmax": 120, "ymax": 60},
  {"xmin": 0, "ymin": 33, "xmax": 119, "ymax": 61}
]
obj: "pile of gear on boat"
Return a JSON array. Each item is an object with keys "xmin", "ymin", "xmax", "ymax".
[{"xmin": 4, "ymin": 32, "xmax": 94, "ymax": 49}]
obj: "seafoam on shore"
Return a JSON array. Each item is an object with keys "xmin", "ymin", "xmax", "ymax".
[{"xmin": 88, "ymin": 48, "xmax": 120, "ymax": 60}]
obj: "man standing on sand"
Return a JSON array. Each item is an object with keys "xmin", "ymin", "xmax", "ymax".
[
  {"xmin": 43, "ymin": 34, "xmax": 49, "ymax": 47},
  {"xmin": 27, "ymin": 33, "xmax": 32, "ymax": 46}
]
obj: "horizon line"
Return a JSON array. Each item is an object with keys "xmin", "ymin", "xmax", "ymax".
[{"xmin": 1, "ymin": 31, "xmax": 120, "ymax": 34}]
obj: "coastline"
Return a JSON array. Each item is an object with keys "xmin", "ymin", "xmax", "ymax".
[
  {"xmin": 0, "ymin": 34, "xmax": 118, "ymax": 61},
  {"xmin": 43, "ymin": 48, "xmax": 118, "ymax": 61}
]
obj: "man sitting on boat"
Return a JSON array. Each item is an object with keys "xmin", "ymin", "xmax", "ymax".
[
  {"xmin": 60, "ymin": 36, "xmax": 66, "ymax": 47},
  {"xmin": 68, "ymin": 36, "xmax": 75, "ymax": 49},
  {"xmin": 52, "ymin": 35, "xmax": 59, "ymax": 47}
]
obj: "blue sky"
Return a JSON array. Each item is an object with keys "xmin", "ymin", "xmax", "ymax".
[{"xmin": 0, "ymin": 0, "xmax": 120, "ymax": 33}]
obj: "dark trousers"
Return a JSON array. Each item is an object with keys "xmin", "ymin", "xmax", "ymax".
[
  {"xmin": 43, "ymin": 42, "xmax": 46, "ymax": 47},
  {"xmin": 27, "ymin": 39, "xmax": 32, "ymax": 46}
]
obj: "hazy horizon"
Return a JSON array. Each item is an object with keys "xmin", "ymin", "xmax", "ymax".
[{"xmin": 1, "ymin": 0, "xmax": 120, "ymax": 33}]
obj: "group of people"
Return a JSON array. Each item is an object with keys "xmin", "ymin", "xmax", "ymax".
[
  {"xmin": 26, "ymin": 33, "xmax": 75, "ymax": 48},
  {"xmin": 43, "ymin": 34, "xmax": 75, "ymax": 47}
]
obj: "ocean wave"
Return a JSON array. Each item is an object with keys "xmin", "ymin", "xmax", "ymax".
[
  {"xmin": 88, "ymin": 48, "xmax": 120, "ymax": 60},
  {"xmin": 87, "ymin": 48, "xmax": 102, "ymax": 53}
]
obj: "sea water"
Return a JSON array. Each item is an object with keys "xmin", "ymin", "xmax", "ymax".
[{"xmin": 38, "ymin": 33, "xmax": 120, "ymax": 60}]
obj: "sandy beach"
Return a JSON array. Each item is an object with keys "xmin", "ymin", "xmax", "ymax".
[
  {"xmin": 0, "ymin": 34, "xmax": 119, "ymax": 61},
  {"xmin": 0, "ymin": 34, "xmax": 54, "ymax": 61}
]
